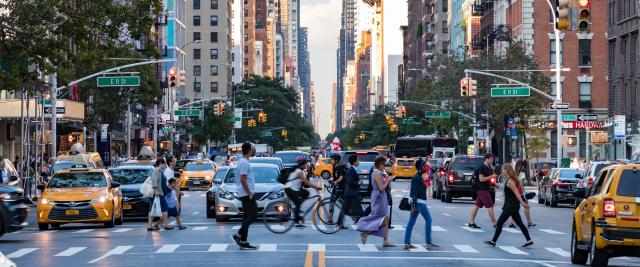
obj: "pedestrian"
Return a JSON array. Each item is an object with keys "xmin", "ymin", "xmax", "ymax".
[
  {"xmin": 425, "ymin": 159, "xmax": 432, "ymax": 197},
  {"xmin": 340, "ymin": 155, "xmax": 362, "ymax": 225},
  {"xmin": 404, "ymin": 159, "xmax": 438, "ymax": 250},
  {"xmin": 164, "ymin": 156, "xmax": 177, "ymax": 179},
  {"xmin": 484, "ymin": 163, "xmax": 534, "ymax": 247},
  {"xmin": 147, "ymin": 158, "xmax": 174, "ymax": 231},
  {"xmin": 357, "ymin": 157, "xmax": 394, "ymax": 247},
  {"xmin": 232, "ymin": 143, "xmax": 257, "ymax": 249},
  {"xmin": 468, "ymin": 153, "xmax": 498, "ymax": 229},
  {"xmin": 506, "ymin": 160, "xmax": 536, "ymax": 228},
  {"xmin": 284, "ymin": 157, "xmax": 322, "ymax": 227},
  {"xmin": 166, "ymin": 178, "xmax": 187, "ymax": 230}
]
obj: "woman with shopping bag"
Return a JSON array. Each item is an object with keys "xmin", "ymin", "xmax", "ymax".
[{"xmin": 147, "ymin": 158, "xmax": 174, "ymax": 231}]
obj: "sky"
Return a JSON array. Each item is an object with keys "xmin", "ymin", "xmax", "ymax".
[{"xmin": 301, "ymin": 0, "xmax": 341, "ymax": 139}]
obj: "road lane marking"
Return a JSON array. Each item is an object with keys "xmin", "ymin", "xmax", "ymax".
[
  {"xmin": 192, "ymin": 226, "xmax": 208, "ymax": 231},
  {"xmin": 208, "ymin": 244, "xmax": 228, "ymax": 252},
  {"xmin": 308, "ymin": 244, "xmax": 325, "ymax": 251},
  {"xmin": 498, "ymin": 246, "xmax": 528, "ymax": 255},
  {"xmin": 232, "ymin": 225, "xmax": 241, "ymax": 230},
  {"xmin": 461, "ymin": 226, "xmax": 484, "ymax": 233},
  {"xmin": 73, "ymin": 229, "xmax": 94, "ymax": 233},
  {"xmin": 182, "ymin": 195, "xmax": 190, "ymax": 197},
  {"xmin": 55, "ymin": 247, "xmax": 86, "ymax": 257},
  {"xmin": 350, "ymin": 225, "xmax": 358, "ymax": 230},
  {"xmin": 112, "ymin": 228, "xmax": 132, "ymax": 233},
  {"xmin": 410, "ymin": 245, "xmax": 427, "ymax": 252},
  {"xmin": 304, "ymin": 250, "xmax": 313, "ymax": 267},
  {"xmin": 357, "ymin": 244, "xmax": 378, "ymax": 252},
  {"xmin": 318, "ymin": 250, "xmax": 326, "ymax": 267},
  {"xmin": 503, "ymin": 227, "xmax": 520, "ymax": 233},
  {"xmin": 454, "ymin": 245, "xmax": 478, "ymax": 253},
  {"xmin": 259, "ymin": 244, "xmax": 277, "ymax": 251},
  {"xmin": 192, "ymin": 212, "xmax": 200, "ymax": 215},
  {"xmin": 431, "ymin": 226, "xmax": 446, "ymax": 232},
  {"xmin": 323, "ymin": 256, "xmax": 570, "ymax": 265},
  {"xmin": 391, "ymin": 225, "xmax": 405, "ymax": 230},
  {"xmin": 545, "ymin": 248, "xmax": 570, "ymax": 257},
  {"xmin": 200, "ymin": 194, "xmax": 206, "ymax": 197},
  {"xmin": 539, "ymin": 229, "xmax": 564, "ymax": 235},
  {"xmin": 7, "ymin": 248, "xmax": 38, "ymax": 258},
  {"xmin": 442, "ymin": 213, "xmax": 451, "ymax": 216},
  {"xmin": 156, "ymin": 244, "xmax": 180, "ymax": 253},
  {"xmin": 393, "ymin": 194, "xmax": 403, "ymax": 197},
  {"xmin": 87, "ymin": 246, "xmax": 133, "ymax": 263}
]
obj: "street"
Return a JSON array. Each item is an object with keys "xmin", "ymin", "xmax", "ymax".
[{"xmin": 3, "ymin": 181, "xmax": 639, "ymax": 267}]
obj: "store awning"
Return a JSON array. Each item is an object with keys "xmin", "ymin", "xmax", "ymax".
[{"xmin": 0, "ymin": 99, "xmax": 85, "ymax": 121}]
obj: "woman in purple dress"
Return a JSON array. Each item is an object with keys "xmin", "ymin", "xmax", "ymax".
[{"xmin": 357, "ymin": 157, "xmax": 395, "ymax": 247}]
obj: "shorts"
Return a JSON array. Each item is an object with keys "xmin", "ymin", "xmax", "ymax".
[
  {"xmin": 167, "ymin": 207, "xmax": 180, "ymax": 217},
  {"xmin": 475, "ymin": 190, "xmax": 494, "ymax": 208}
]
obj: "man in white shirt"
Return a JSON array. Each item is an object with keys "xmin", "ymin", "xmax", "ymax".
[
  {"xmin": 232, "ymin": 143, "xmax": 257, "ymax": 249},
  {"xmin": 164, "ymin": 156, "xmax": 176, "ymax": 181}
]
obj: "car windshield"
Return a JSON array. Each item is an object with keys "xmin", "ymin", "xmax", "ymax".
[
  {"xmin": 345, "ymin": 152, "xmax": 379, "ymax": 163},
  {"xmin": 397, "ymin": 160, "xmax": 414, "ymax": 167},
  {"xmin": 225, "ymin": 167, "xmax": 279, "ymax": 184},
  {"xmin": 593, "ymin": 163, "xmax": 613, "ymax": 175},
  {"xmin": 185, "ymin": 163, "xmax": 214, "ymax": 171},
  {"xmin": 51, "ymin": 161, "xmax": 75, "ymax": 173},
  {"xmin": 176, "ymin": 160, "xmax": 192, "ymax": 168},
  {"xmin": 48, "ymin": 172, "xmax": 107, "ymax": 188},
  {"xmin": 616, "ymin": 170, "xmax": 640, "ymax": 197},
  {"xmin": 322, "ymin": 159, "xmax": 333, "ymax": 164},
  {"xmin": 214, "ymin": 168, "xmax": 229, "ymax": 181},
  {"xmin": 109, "ymin": 168, "xmax": 152, "ymax": 184},
  {"xmin": 356, "ymin": 162, "xmax": 375, "ymax": 173},
  {"xmin": 452, "ymin": 158, "xmax": 484, "ymax": 171},
  {"xmin": 429, "ymin": 159, "xmax": 440, "ymax": 167},
  {"xmin": 558, "ymin": 170, "xmax": 582, "ymax": 179}
]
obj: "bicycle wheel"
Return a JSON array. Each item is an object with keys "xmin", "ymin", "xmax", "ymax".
[
  {"xmin": 313, "ymin": 198, "xmax": 347, "ymax": 234},
  {"xmin": 263, "ymin": 200, "xmax": 295, "ymax": 234}
]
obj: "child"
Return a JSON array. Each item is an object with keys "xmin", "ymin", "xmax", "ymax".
[{"xmin": 167, "ymin": 178, "xmax": 187, "ymax": 230}]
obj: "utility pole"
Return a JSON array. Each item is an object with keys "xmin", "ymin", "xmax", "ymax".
[
  {"xmin": 50, "ymin": 73, "xmax": 57, "ymax": 157},
  {"xmin": 549, "ymin": 0, "xmax": 564, "ymax": 168},
  {"xmin": 153, "ymin": 102, "xmax": 158, "ymax": 157},
  {"xmin": 472, "ymin": 98, "xmax": 478, "ymax": 155}
]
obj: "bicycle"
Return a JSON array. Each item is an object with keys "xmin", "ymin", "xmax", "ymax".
[{"xmin": 313, "ymin": 187, "xmax": 370, "ymax": 234}]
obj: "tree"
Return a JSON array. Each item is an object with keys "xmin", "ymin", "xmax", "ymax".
[{"xmin": 176, "ymin": 105, "xmax": 233, "ymax": 147}]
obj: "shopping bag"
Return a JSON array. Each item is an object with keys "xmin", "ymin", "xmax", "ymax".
[
  {"xmin": 139, "ymin": 177, "xmax": 154, "ymax": 198},
  {"xmin": 150, "ymin": 196, "xmax": 162, "ymax": 217}
]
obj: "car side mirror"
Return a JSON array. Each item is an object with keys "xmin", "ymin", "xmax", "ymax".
[
  {"xmin": 37, "ymin": 183, "xmax": 46, "ymax": 190},
  {"xmin": 575, "ymin": 173, "xmax": 583, "ymax": 179},
  {"xmin": 574, "ymin": 188, "xmax": 586, "ymax": 198},
  {"xmin": 110, "ymin": 182, "xmax": 120, "ymax": 189}
]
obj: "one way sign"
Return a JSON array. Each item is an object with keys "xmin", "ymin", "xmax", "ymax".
[
  {"xmin": 577, "ymin": 114, "xmax": 598, "ymax": 121},
  {"xmin": 44, "ymin": 106, "xmax": 65, "ymax": 114}
]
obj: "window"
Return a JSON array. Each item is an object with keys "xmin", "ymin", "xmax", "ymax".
[
  {"xmin": 194, "ymin": 82, "xmax": 202, "ymax": 93},
  {"xmin": 442, "ymin": 0, "xmax": 448, "ymax": 12},
  {"xmin": 550, "ymin": 39, "xmax": 563, "ymax": 65},
  {"xmin": 579, "ymin": 82, "xmax": 592, "ymax": 108},
  {"xmin": 210, "ymin": 65, "xmax": 219, "ymax": 76},
  {"xmin": 442, "ymin": 21, "xmax": 448, "ymax": 33},
  {"xmin": 210, "ymin": 82, "xmax": 219, "ymax": 93},
  {"xmin": 210, "ymin": 49, "xmax": 218, "ymax": 59},
  {"xmin": 211, "ymin": 32, "xmax": 218, "ymax": 43},
  {"xmin": 550, "ymin": 82, "xmax": 562, "ymax": 97},
  {"xmin": 211, "ymin": 0, "xmax": 218, "ymax": 9},
  {"xmin": 442, "ymin": 42, "xmax": 449, "ymax": 54},
  {"xmin": 579, "ymin": 39, "xmax": 591, "ymax": 66},
  {"xmin": 193, "ymin": 49, "xmax": 201, "ymax": 59},
  {"xmin": 193, "ymin": 16, "xmax": 201, "ymax": 26},
  {"xmin": 194, "ymin": 65, "xmax": 201, "ymax": 76},
  {"xmin": 193, "ymin": 32, "xmax": 201, "ymax": 42},
  {"xmin": 426, "ymin": 41, "xmax": 434, "ymax": 50},
  {"xmin": 244, "ymin": 9, "xmax": 248, "ymax": 17},
  {"xmin": 210, "ymin": 16, "xmax": 218, "ymax": 26},
  {"xmin": 193, "ymin": 0, "xmax": 200, "ymax": 9},
  {"xmin": 426, "ymin": 23, "xmax": 433, "ymax": 33}
]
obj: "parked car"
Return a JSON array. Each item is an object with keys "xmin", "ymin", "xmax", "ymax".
[
  {"xmin": 439, "ymin": 155, "xmax": 485, "ymax": 203},
  {"xmin": 0, "ymin": 184, "xmax": 29, "ymax": 238},
  {"xmin": 108, "ymin": 165, "xmax": 154, "ymax": 219},
  {"xmin": 570, "ymin": 164, "xmax": 640, "ymax": 266},
  {"xmin": 539, "ymin": 168, "xmax": 582, "ymax": 207}
]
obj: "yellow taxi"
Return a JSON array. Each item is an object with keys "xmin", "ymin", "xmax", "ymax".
[
  {"xmin": 313, "ymin": 158, "xmax": 334, "ymax": 179},
  {"xmin": 391, "ymin": 158, "xmax": 417, "ymax": 180},
  {"xmin": 571, "ymin": 164, "xmax": 640, "ymax": 266},
  {"xmin": 37, "ymin": 166, "xmax": 123, "ymax": 230},
  {"xmin": 180, "ymin": 160, "xmax": 217, "ymax": 190}
]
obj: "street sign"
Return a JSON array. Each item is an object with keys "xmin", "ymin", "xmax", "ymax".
[
  {"xmin": 162, "ymin": 127, "xmax": 171, "ymax": 132},
  {"xmin": 562, "ymin": 114, "xmax": 577, "ymax": 121},
  {"xmin": 469, "ymin": 123, "xmax": 480, "ymax": 127},
  {"xmin": 549, "ymin": 102, "xmax": 569, "ymax": 109},
  {"xmin": 425, "ymin": 111, "xmax": 452, "ymax": 119},
  {"xmin": 38, "ymin": 99, "xmax": 52, "ymax": 105},
  {"xmin": 97, "ymin": 76, "xmax": 141, "ymax": 87},
  {"xmin": 401, "ymin": 118, "xmax": 421, "ymax": 125},
  {"xmin": 577, "ymin": 114, "xmax": 598, "ymax": 121},
  {"xmin": 490, "ymin": 87, "xmax": 530, "ymax": 97},
  {"xmin": 44, "ymin": 106, "xmax": 65, "ymax": 114},
  {"xmin": 174, "ymin": 109, "xmax": 201, "ymax": 116},
  {"xmin": 260, "ymin": 131, "xmax": 273, "ymax": 138}
]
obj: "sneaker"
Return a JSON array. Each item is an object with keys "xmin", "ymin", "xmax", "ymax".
[
  {"xmin": 242, "ymin": 243, "xmax": 257, "ymax": 250},
  {"xmin": 508, "ymin": 223, "xmax": 516, "ymax": 228},
  {"xmin": 468, "ymin": 223, "xmax": 481, "ymax": 229},
  {"xmin": 231, "ymin": 234, "xmax": 243, "ymax": 247},
  {"xmin": 295, "ymin": 224, "xmax": 307, "ymax": 228}
]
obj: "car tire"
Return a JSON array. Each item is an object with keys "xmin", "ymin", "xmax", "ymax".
[
  {"xmin": 589, "ymin": 226, "xmax": 609, "ymax": 267},
  {"xmin": 571, "ymin": 221, "xmax": 588, "ymax": 265},
  {"xmin": 550, "ymin": 192, "xmax": 558, "ymax": 207},
  {"xmin": 215, "ymin": 215, "xmax": 229, "ymax": 222},
  {"xmin": 321, "ymin": 171, "xmax": 331, "ymax": 179},
  {"xmin": 38, "ymin": 223, "xmax": 49, "ymax": 231},
  {"xmin": 104, "ymin": 207, "xmax": 115, "ymax": 228},
  {"xmin": 51, "ymin": 223, "xmax": 60, "ymax": 229},
  {"xmin": 115, "ymin": 206, "xmax": 124, "ymax": 225},
  {"xmin": 445, "ymin": 191, "xmax": 453, "ymax": 203},
  {"xmin": 537, "ymin": 187, "xmax": 544, "ymax": 204},
  {"xmin": 0, "ymin": 216, "xmax": 4, "ymax": 237},
  {"xmin": 206, "ymin": 201, "xmax": 216, "ymax": 218},
  {"xmin": 544, "ymin": 194, "xmax": 550, "ymax": 206}
]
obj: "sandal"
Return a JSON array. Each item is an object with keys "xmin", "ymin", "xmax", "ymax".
[
  {"xmin": 152, "ymin": 225, "xmax": 160, "ymax": 230},
  {"xmin": 483, "ymin": 240, "xmax": 496, "ymax": 247},
  {"xmin": 522, "ymin": 241, "xmax": 534, "ymax": 248},
  {"xmin": 404, "ymin": 244, "xmax": 417, "ymax": 250},
  {"xmin": 146, "ymin": 227, "xmax": 156, "ymax": 232},
  {"xmin": 163, "ymin": 226, "xmax": 175, "ymax": 230},
  {"xmin": 527, "ymin": 223, "xmax": 536, "ymax": 227},
  {"xmin": 360, "ymin": 232, "xmax": 368, "ymax": 244}
]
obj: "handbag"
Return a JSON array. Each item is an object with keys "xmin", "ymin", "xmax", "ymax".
[
  {"xmin": 139, "ymin": 177, "xmax": 154, "ymax": 198},
  {"xmin": 150, "ymin": 196, "xmax": 162, "ymax": 217},
  {"xmin": 524, "ymin": 191, "xmax": 536, "ymax": 200},
  {"xmin": 399, "ymin": 197, "xmax": 411, "ymax": 211}
]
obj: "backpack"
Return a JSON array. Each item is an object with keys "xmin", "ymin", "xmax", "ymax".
[{"xmin": 278, "ymin": 167, "xmax": 296, "ymax": 184}]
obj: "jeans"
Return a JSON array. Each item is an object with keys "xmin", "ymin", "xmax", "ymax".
[
  {"xmin": 285, "ymin": 188, "xmax": 304, "ymax": 223},
  {"xmin": 238, "ymin": 196, "xmax": 258, "ymax": 242},
  {"xmin": 404, "ymin": 203, "xmax": 432, "ymax": 244},
  {"xmin": 492, "ymin": 208, "xmax": 531, "ymax": 242}
]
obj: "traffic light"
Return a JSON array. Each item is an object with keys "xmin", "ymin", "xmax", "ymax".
[
  {"xmin": 396, "ymin": 105, "xmax": 406, "ymax": 118},
  {"xmin": 281, "ymin": 129, "xmax": 288, "ymax": 138},
  {"xmin": 247, "ymin": 119, "xmax": 257, "ymax": 128},
  {"xmin": 577, "ymin": 0, "xmax": 590, "ymax": 32},
  {"xmin": 562, "ymin": 135, "xmax": 577, "ymax": 147},
  {"xmin": 390, "ymin": 123, "xmax": 398, "ymax": 133},
  {"xmin": 168, "ymin": 68, "xmax": 177, "ymax": 88},
  {"xmin": 354, "ymin": 138, "xmax": 360, "ymax": 144},
  {"xmin": 385, "ymin": 115, "xmax": 394, "ymax": 125},
  {"xmin": 460, "ymin": 78, "xmax": 469, "ymax": 96},
  {"xmin": 359, "ymin": 133, "xmax": 366, "ymax": 140},
  {"xmin": 213, "ymin": 102, "xmax": 225, "ymax": 115},
  {"xmin": 178, "ymin": 69, "xmax": 186, "ymax": 87},
  {"xmin": 219, "ymin": 103, "xmax": 225, "ymax": 114},
  {"xmin": 469, "ymin": 79, "xmax": 478, "ymax": 96},
  {"xmin": 554, "ymin": 0, "xmax": 571, "ymax": 30},
  {"xmin": 258, "ymin": 111, "xmax": 267, "ymax": 123}
]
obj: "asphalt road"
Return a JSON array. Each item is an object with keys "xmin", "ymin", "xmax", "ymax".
[{"xmin": 2, "ymin": 180, "xmax": 639, "ymax": 267}]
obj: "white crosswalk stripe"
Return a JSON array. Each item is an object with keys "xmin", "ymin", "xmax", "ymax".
[
  {"xmin": 73, "ymin": 229, "xmax": 94, "ymax": 233},
  {"xmin": 54, "ymin": 247, "xmax": 86, "ymax": 257},
  {"xmin": 539, "ymin": 229, "xmax": 564, "ymax": 235},
  {"xmin": 192, "ymin": 226, "xmax": 208, "ymax": 231},
  {"xmin": 200, "ymin": 194, "xmax": 206, "ymax": 197},
  {"xmin": 461, "ymin": 226, "xmax": 484, "ymax": 233},
  {"xmin": 409, "ymin": 245, "xmax": 427, "ymax": 252},
  {"xmin": 432, "ymin": 226, "xmax": 446, "ymax": 232},
  {"xmin": 503, "ymin": 227, "xmax": 520, "ymax": 233},
  {"xmin": 357, "ymin": 244, "xmax": 378, "ymax": 252},
  {"xmin": 192, "ymin": 212, "xmax": 200, "ymax": 215},
  {"xmin": 112, "ymin": 228, "xmax": 132, "ymax": 233},
  {"xmin": 156, "ymin": 244, "xmax": 180, "ymax": 253},
  {"xmin": 498, "ymin": 246, "xmax": 528, "ymax": 255},
  {"xmin": 391, "ymin": 225, "xmax": 405, "ymax": 230},
  {"xmin": 442, "ymin": 213, "xmax": 451, "ymax": 216},
  {"xmin": 7, "ymin": 248, "xmax": 39, "ymax": 258},
  {"xmin": 545, "ymin": 247, "xmax": 570, "ymax": 257},
  {"xmin": 308, "ymin": 244, "xmax": 325, "ymax": 251},
  {"xmin": 232, "ymin": 225, "xmax": 241, "ymax": 230},
  {"xmin": 259, "ymin": 244, "xmax": 277, "ymax": 251},
  {"xmin": 88, "ymin": 246, "xmax": 133, "ymax": 264},
  {"xmin": 208, "ymin": 244, "xmax": 228, "ymax": 252},
  {"xmin": 453, "ymin": 245, "xmax": 478, "ymax": 253}
]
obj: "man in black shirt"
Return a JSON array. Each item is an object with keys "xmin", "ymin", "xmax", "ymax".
[{"xmin": 468, "ymin": 153, "xmax": 497, "ymax": 229}]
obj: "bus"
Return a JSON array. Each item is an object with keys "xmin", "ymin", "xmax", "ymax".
[{"xmin": 394, "ymin": 136, "xmax": 458, "ymax": 158}]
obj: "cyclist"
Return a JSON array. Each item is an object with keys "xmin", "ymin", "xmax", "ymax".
[{"xmin": 284, "ymin": 157, "xmax": 322, "ymax": 228}]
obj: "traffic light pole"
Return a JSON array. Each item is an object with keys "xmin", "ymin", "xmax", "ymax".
[
  {"xmin": 472, "ymin": 97, "xmax": 478, "ymax": 155},
  {"xmin": 547, "ymin": 0, "xmax": 564, "ymax": 168}
]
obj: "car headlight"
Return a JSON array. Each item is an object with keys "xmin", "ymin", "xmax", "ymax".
[
  {"xmin": 90, "ymin": 196, "xmax": 107, "ymax": 203},
  {"xmin": 40, "ymin": 198, "xmax": 55, "ymax": 205},
  {"xmin": 0, "ymin": 193, "xmax": 18, "ymax": 202},
  {"xmin": 205, "ymin": 176, "xmax": 212, "ymax": 181},
  {"xmin": 267, "ymin": 190, "xmax": 285, "ymax": 200},
  {"xmin": 218, "ymin": 191, "xmax": 237, "ymax": 200}
]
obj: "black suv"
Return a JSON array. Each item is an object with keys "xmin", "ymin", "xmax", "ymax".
[
  {"xmin": 0, "ymin": 184, "xmax": 29, "ymax": 238},
  {"xmin": 439, "ymin": 155, "xmax": 485, "ymax": 203}
]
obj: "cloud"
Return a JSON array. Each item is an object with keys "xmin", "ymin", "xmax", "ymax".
[{"xmin": 301, "ymin": 0, "xmax": 341, "ymax": 138}]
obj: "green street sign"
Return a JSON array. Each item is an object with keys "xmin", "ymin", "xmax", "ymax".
[
  {"xmin": 491, "ymin": 87, "xmax": 530, "ymax": 97},
  {"xmin": 425, "ymin": 111, "xmax": 452, "ymax": 119},
  {"xmin": 174, "ymin": 109, "xmax": 201, "ymax": 116},
  {"xmin": 401, "ymin": 118, "xmax": 421, "ymax": 125},
  {"xmin": 562, "ymin": 114, "xmax": 576, "ymax": 121},
  {"xmin": 162, "ymin": 127, "xmax": 171, "ymax": 132},
  {"xmin": 97, "ymin": 76, "xmax": 141, "ymax": 87},
  {"xmin": 260, "ymin": 131, "xmax": 273, "ymax": 137},
  {"xmin": 38, "ymin": 99, "xmax": 52, "ymax": 105},
  {"xmin": 225, "ymin": 117, "xmax": 242, "ymax": 122}
]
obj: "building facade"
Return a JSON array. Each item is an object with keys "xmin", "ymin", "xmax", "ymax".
[{"xmin": 299, "ymin": 27, "xmax": 312, "ymax": 122}]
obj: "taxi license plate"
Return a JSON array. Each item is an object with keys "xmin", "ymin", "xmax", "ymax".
[
  {"xmin": 193, "ymin": 181, "xmax": 201, "ymax": 185},
  {"xmin": 123, "ymin": 204, "xmax": 132, "ymax": 210},
  {"xmin": 66, "ymin": 210, "xmax": 79, "ymax": 216},
  {"xmin": 465, "ymin": 176, "xmax": 472, "ymax": 181}
]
